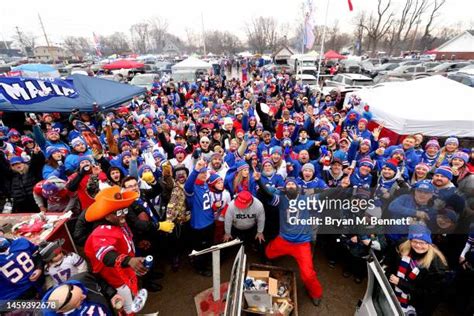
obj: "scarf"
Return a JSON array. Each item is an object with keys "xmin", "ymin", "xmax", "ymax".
[{"xmin": 394, "ymin": 255, "xmax": 420, "ymax": 313}]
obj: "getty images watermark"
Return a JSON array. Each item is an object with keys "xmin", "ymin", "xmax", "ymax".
[{"xmin": 287, "ymin": 196, "xmax": 412, "ymax": 233}]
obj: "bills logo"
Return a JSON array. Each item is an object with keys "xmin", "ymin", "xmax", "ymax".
[{"xmin": 0, "ymin": 77, "xmax": 78, "ymax": 105}]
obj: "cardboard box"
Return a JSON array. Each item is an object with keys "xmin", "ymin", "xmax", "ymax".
[{"xmin": 244, "ymin": 270, "xmax": 278, "ymax": 311}]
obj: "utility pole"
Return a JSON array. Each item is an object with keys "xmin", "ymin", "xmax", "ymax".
[
  {"xmin": 15, "ymin": 26, "xmax": 26, "ymax": 56},
  {"xmin": 38, "ymin": 13, "xmax": 55, "ymax": 64}
]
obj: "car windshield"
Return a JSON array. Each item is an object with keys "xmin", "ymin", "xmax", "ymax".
[
  {"xmin": 431, "ymin": 63, "xmax": 452, "ymax": 71},
  {"xmin": 300, "ymin": 60, "xmax": 315, "ymax": 66}
]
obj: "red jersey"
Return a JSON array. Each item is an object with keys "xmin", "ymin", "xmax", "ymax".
[{"xmin": 84, "ymin": 224, "xmax": 136, "ymax": 289}]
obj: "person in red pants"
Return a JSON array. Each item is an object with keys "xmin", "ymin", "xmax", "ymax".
[{"xmin": 257, "ymin": 176, "xmax": 350, "ymax": 307}]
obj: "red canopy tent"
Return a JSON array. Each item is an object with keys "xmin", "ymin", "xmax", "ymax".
[
  {"xmin": 324, "ymin": 50, "xmax": 347, "ymax": 60},
  {"xmin": 103, "ymin": 59, "xmax": 145, "ymax": 70}
]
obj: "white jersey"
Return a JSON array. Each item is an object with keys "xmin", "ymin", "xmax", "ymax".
[{"xmin": 45, "ymin": 253, "xmax": 88, "ymax": 285}]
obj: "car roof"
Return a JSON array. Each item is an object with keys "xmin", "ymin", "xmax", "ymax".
[
  {"xmin": 295, "ymin": 74, "xmax": 317, "ymax": 80},
  {"xmin": 341, "ymin": 73, "xmax": 372, "ymax": 80}
]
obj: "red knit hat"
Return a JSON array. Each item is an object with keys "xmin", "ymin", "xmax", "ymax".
[{"xmin": 234, "ymin": 191, "xmax": 253, "ymax": 209}]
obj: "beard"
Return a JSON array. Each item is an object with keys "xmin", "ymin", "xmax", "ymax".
[{"xmin": 285, "ymin": 188, "xmax": 298, "ymax": 200}]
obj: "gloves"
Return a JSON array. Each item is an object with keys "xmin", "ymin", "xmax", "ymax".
[
  {"xmin": 141, "ymin": 171, "xmax": 156, "ymax": 184},
  {"xmin": 162, "ymin": 162, "xmax": 172, "ymax": 177},
  {"xmin": 158, "ymin": 221, "xmax": 175, "ymax": 233},
  {"xmin": 284, "ymin": 147, "xmax": 291, "ymax": 156},
  {"xmin": 320, "ymin": 145, "xmax": 328, "ymax": 156}
]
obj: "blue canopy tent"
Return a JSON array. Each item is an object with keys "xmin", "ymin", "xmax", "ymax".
[
  {"xmin": 0, "ymin": 74, "xmax": 146, "ymax": 112},
  {"xmin": 11, "ymin": 63, "xmax": 60, "ymax": 78}
]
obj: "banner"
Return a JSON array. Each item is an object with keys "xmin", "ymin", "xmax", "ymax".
[
  {"xmin": 0, "ymin": 77, "xmax": 78, "ymax": 105},
  {"xmin": 304, "ymin": 12, "xmax": 315, "ymax": 49}
]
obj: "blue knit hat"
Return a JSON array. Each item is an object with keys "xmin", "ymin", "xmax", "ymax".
[
  {"xmin": 9, "ymin": 156, "xmax": 24, "ymax": 165},
  {"xmin": 270, "ymin": 146, "xmax": 282, "ymax": 155},
  {"xmin": 208, "ymin": 173, "xmax": 222, "ymax": 186},
  {"xmin": 45, "ymin": 146, "xmax": 61, "ymax": 159},
  {"xmin": 78, "ymin": 155, "xmax": 93, "ymax": 165},
  {"xmin": 452, "ymin": 151, "xmax": 469, "ymax": 164},
  {"xmin": 444, "ymin": 136, "xmax": 458, "ymax": 146},
  {"xmin": 285, "ymin": 177, "xmax": 298, "ymax": 186},
  {"xmin": 235, "ymin": 160, "xmax": 249, "ymax": 172},
  {"xmin": 138, "ymin": 164, "xmax": 153, "ymax": 177},
  {"xmin": 413, "ymin": 179, "xmax": 435, "ymax": 193},
  {"xmin": 408, "ymin": 224, "xmax": 432, "ymax": 244},
  {"xmin": 359, "ymin": 157, "xmax": 374, "ymax": 169},
  {"xmin": 435, "ymin": 166, "xmax": 453, "ymax": 181},
  {"xmin": 382, "ymin": 158, "xmax": 398, "ymax": 173}
]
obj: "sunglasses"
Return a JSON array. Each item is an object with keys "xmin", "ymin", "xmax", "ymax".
[
  {"xmin": 58, "ymin": 284, "xmax": 75, "ymax": 310},
  {"xmin": 201, "ymin": 141, "xmax": 210, "ymax": 144},
  {"xmin": 115, "ymin": 208, "xmax": 129, "ymax": 217}
]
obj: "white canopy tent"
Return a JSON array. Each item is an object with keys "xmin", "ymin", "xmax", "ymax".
[
  {"xmin": 353, "ymin": 75, "xmax": 474, "ymax": 137},
  {"xmin": 171, "ymin": 57, "xmax": 212, "ymax": 72}
]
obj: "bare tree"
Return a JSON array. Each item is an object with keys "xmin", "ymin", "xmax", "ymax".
[
  {"xmin": 363, "ymin": 0, "xmax": 394, "ymax": 56},
  {"xmin": 149, "ymin": 16, "xmax": 168, "ymax": 53},
  {"xmin": 63, "ymin": 36, "xmax": 92, "ymax": 58},
  {"xmin": 100, "ymin": 32, "xmax": 131, "ymax": 55},
  {"xmin": 353, "ymin": 12, "xmax": 366, "ymax": 55},
  {"xmin": 130, "ymin": 23, "xmax": 150, "ymax": 54},
  {"xmin": 245, "ymin": 16, "xmax": 280, "ymax": 53},
  {"xmin": 184, "ymin": 28, "xmax": 201, "ymax": 53},
  {"xmin": 419, "ymin": 0, "xmax": 446, "ymax": 50}
]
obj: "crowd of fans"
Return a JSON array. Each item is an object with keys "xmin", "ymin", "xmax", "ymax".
[{"xmin": 0, "ymin": 64, "xmax": 473, "ymax": 315}]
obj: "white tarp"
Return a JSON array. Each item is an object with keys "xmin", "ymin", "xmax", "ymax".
[
  {"xmin": 353, "ymin": 75, "xmax": 474, "ymax": 137},
  {"xmin": 171, "ymin": 57, "xmax": 212, "ymax": 72}
]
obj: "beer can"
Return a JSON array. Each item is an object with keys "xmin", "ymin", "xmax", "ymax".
[{"xmin": 144, "ymin": 255, "xmax": 153, "ymax": 269}]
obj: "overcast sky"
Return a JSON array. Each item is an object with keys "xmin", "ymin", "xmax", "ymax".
[{"xmin": 1, "ymin": 0, "xmax": 473, "ymax": 46}]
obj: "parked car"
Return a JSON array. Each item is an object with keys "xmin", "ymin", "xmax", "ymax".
[
  {"xmin": 295, "ymin": 74, "xmax": 320, "ymax": 93},
  {"xmin": 340, "ymin": 59, "xmax": 362, "ymax": 73},
  {"xmin": 447, "ymin": 71, "xmax": 474, "ymax": 87},
  {"xmin": 399, "ymin": 60, "xmax": 422, "ymax": 67},
  {"xmin": 324, "ymin": 73, "xmax": 374, "ymax": 89},
  {"xmin": 373, "ymin": 76, "xmax": 407, "ymax": 84},
  {"xmin": 370, "ymin": 63, "xmax": 399, "ymax": 78},
  {"xmin": 381, "ymin": 65, "xmax": 429, "ymax": 80},
  {"xmin": 130, "ymin": 73, "xmax": 159, "ymax": 90},
  {"xmin": 360, "ymin": 60, "xmax": 375, "ymax": 75},
  {"xmin": 427, "ymin": 61, "xmax": 470, "ymax": 76},
  {"xmin": 421, "ymin": 61, "xmax": 441, "ymax": 70}
]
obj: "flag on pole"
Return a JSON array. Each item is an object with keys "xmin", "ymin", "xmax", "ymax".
[
  {"xmin": 304, "ymin": 12, "xmax": 315, "ymax": 49},
  {"xmin": 348, "ymin": 0, "xmax": 354, "ymax": 11},
  {"xmin": 93, "ymin": 32, "xmax": 102, "ymax": 57}
]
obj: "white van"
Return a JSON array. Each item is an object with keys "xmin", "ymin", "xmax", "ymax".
[{"xmin": 289, "ymin": 54, "xmax": 318, "ymax": 76}]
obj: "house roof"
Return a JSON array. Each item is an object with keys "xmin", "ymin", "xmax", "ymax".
[{"xmin": 436, "ymin": 30, "xmax": 474, "ymax": 52}]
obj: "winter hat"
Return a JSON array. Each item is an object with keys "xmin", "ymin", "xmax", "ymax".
[
  {"xmin": 41, "ymin": 180, "xmax": 60, "ymax": 199},
  {"xmin": 425, "ymin": 139, "xmax": 440, "ymax": 150},
  {"xmin": 359, "ymin": 157, "xmax": 374, "ymax": 169},
  {"xmin": 285, "ymin": 177, "xmax": 298, "ymax": 186},
  {"xmin": 138, "ymin": 164, "xmax": 153, "ymax": 178},
  {"xmin": 383, "ymin": 158, "xmax": 399, "ymax": 173},
  {"xmin": 270, "ymin": 146, "xmax": 282, "ymax": 155},
  {"xmin": 234, "ymin": 108, "xmax": 244, "ymax": 115},
  {"xmin": 152, "ymin": 150, "xmax": 165, "ymax": 160},
  {"xmin": 328, "ymin": 133, "xmax": 340, "ymax": 143},
  {"xmin": 415, "ymin": 162, "xmax": 430, "ymax": 172},
  {"xmin": 445, "ymin": 136, "xmax": 459, "ymax": 146},
  {"xmin": 435, "ymin": 166, "xmax": 453, "ymax": 180},
  {"xmin": 208, "ymin": 173, "xmax": 222, "ymax": 187},
  {"xmin": 71, "ymin": 137, "xmax": 85, "ymax": 147},
  {"xmin": 9, "ymin": 156, "xmax": 25, "ymax": 165},
  {"xmin": 452, "ymin": 151, "xmax": 469, "ymax": 164},
  {"xmin": 408, "ymin": 224, "xmax": 432, "ymax": 244},
  {"xmin": 262, "ymin": 159, "xmax": 274, "ymax": 167},
  {"xmin": 46, "ymin": 130, "xmax": 59, "ymax": 137},
  {"xmin": 21, "ymin": 136, "xmax": 34, "ymax": 145},
  {"xmin": 85, "ymin": 186, "xmax": 139, "ymax": 222},
  {"xmin": 302, "ymin": 163, "xmax": 315, "ymax": 173},
  {"xmin": 173, "ymin": 146, "xmax": 187, "ymax": 156},
  {"xmin": 223, "ymin": 117, "xmax": 233, "ymax": 126},
  {"xmin": 78, "ymin": 155, "xmax": 94, "ymax": 165},
  {"xmin": 379, "ymin": 137, "xmax": 390, "ymax": 146},
  {"xmin": 235, "ymin": 160, "xmax": 249, "ymax": 172},
  {"xmin": 256, "ymin": 123, "xmax": 263, "ymax": 130},
  {"xmin": 7, "ymin": 129, "xmax": 20, "ymax": 138},
  {"xmin": 45, "ymin": 146, "xmax": 61, "ymax": 159},
  {"xmin": 360, "ymin": 139, "xmax": 371, "ymax": 147},
  {"xmin": 234, "ymin": 191, "xmax": 253, "ymax": 209},
  {"xmin": 358, "ymin": 118, "xmax": 368, "ymax": 126},
  {"xmin": 391, "ymin": 148, "xmax": 405, "ymax": 157},
  {"xmin": 119, "ymin": 140, "xmax": 131, "ymax": 149},
  {"xmin": 318, "ymin": 126, "xmax": 330, "ymax": 134},
  {"xmin": 413, "ymin": 179, "xmax": 435, "ymax": 193},
  {"xmin": 200, "ymin": 136, "xmax": 210, "ymax": 143},
  {"xmin": 282, "ymin": 138, "xmax": 292, "ymax": 147}
]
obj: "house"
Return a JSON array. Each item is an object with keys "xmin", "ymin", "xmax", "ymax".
[
  {"xmin": 433, "ymin": 30, "xmax": 474, "ymax": 60},
  {"xmin": 34, "ymin": 46, "xmax": 70, "ymax": 62},
  {"xmin": 273, "ymin": 45, "xmax": 294, "ymax": 64}
]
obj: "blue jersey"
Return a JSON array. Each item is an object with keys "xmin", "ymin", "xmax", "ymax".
[
  {"xmin": 59, "ymin": 301, "xmax": 109, "ymax": 316},
  {"xmin": 184, "ymin": 170, "xmax": 215, "ymax": 229},
  {"xmin": 0, "ymin": 238, "xmax": 38, "ymax": 299}
]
